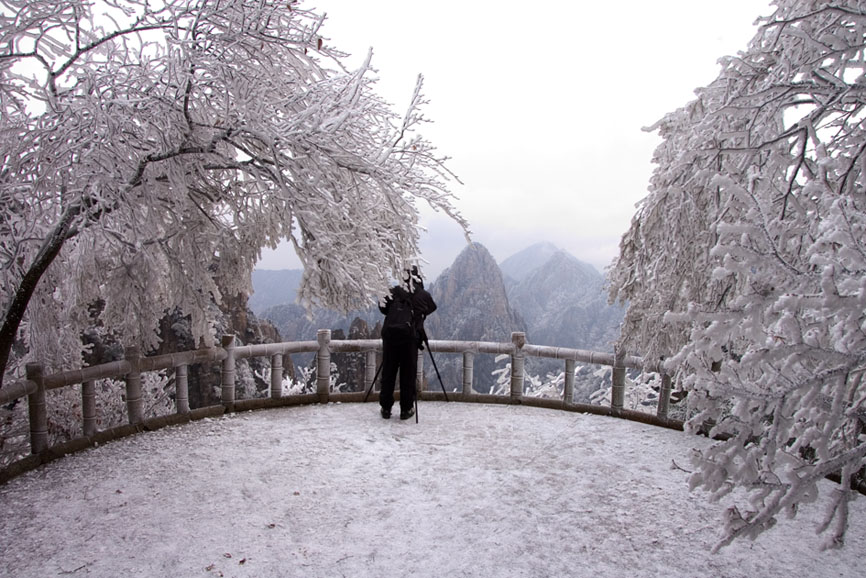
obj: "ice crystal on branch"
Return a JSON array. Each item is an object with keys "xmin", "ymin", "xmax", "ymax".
[
  {"xmin": 609, "ymin": 0, "xmax": 866, "ymax": 548},
  {"xmin": 0, "ymin": 0, "xmax": 468, "ymax": 383}
]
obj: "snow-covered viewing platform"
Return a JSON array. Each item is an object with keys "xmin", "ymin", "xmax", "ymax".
[
  {"xmin": 1, "ymin": 402, "xmax": 863, "ymax": 577},
  {"xmin": 3, "ymin": 1, "xmax": 865, "ymax": 575}
]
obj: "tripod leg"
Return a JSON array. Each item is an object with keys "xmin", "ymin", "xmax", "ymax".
[
  {"xmin": 363, "ymin": 360, "xmax": 384, "ymax": 403},
  {"xmin": 423, "ymin": 337, "xmax": 449, "ymax": 402}
]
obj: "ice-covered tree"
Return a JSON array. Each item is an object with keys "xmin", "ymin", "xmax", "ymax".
[
  {"xmin": 0, "ymin": 0, "xmax": 468, "ymax": 386},
  {"xmin": 609, "ymin": 0, "xmax": 866, "ymax": 548}
]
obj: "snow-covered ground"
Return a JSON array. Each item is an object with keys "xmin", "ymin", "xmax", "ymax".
[{"xmin": 0, "ymin": 402, "xmax": 863, "ymax": 577}]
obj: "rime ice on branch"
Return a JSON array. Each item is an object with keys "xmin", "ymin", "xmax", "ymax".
[
  {"xmin": 0, "ymin": 0, "xmax": 469, "ymax": 384},
  {"xmin": 609, "ymin": 0, "xmax": 866, "ymax": 549}
]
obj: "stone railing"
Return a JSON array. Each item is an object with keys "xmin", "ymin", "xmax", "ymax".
[{"xmin": 0, "ymin": 331, "xmax": 677, "ymax": 482}]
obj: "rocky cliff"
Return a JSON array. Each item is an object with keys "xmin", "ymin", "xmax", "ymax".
[
  {"xmin": 424, "ymin": 243, "xmax": 526, "ymax": 393},
  {"xmin": 504, "ymin": 247, "xmax": 622, "ymax": 351},
  {"xmin": 261, "ymin": 302, "xmax": 380, "ymax": 344},
  {"xmin": 497, "ymin": 246, "xmax": 623, "ymax": 401},
  {"xmin": 152, "ymin": 292, "xmax": 284, "ymax": 408}
]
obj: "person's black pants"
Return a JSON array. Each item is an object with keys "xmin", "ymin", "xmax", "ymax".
[{"xmin": 380, "ymin": 336, "xmax": 418, "ymax": 414}]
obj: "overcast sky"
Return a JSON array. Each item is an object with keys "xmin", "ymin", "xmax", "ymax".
[{"xmin": 257, "ymin": 0, "xmax": 773, "ymax": 278}]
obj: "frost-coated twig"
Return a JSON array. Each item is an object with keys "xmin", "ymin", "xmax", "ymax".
[
  {"xmin": 0, "ymin": 0, "xmax": 469, "ymax": 388},
  {"xmin": 609, "ymin": 0, "xmax": 866, "ymax": 548}
]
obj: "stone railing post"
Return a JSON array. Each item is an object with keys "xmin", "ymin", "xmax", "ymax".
[
  {"xmin": 221, "ymin": 335, "xmax": 237, "ymax": 410},
  {"xmin": 611, "ymin": 346, "xmax": 626, "ymax": 412},
  {"xmin": 657, "ymin": 372, "xmax": 672, "ymax": 419},
  {"xmin": 25, "ymin": 363, "xmax": 48, "ymax": 454},
  {"xmin": 463, "ymin": 351, "xmax": 474, "ymax": 394},
  {"xmin": 564, "ymin": 359, "xmax": 575, "ymax": 404},
  {"xmin": 124, "ymin": 346, "xmax": 144, "ymax": 425},
  {"xmin": 270, "ymin": 354, "xmax": 284, "ymax": 399},
  {"xmin": 316, "ymin": 329, "xmax": 331, "ymax": 403},
  {"xmin": 365, "ymin": 350, "xmax": 378, "ymax": 394},
  {"xmin": 510, "ymin": 332, "xmax": 526, "ymax": 402},
  {"xmin": 176, "ymin": 365, "xmax": 190, "ymax": 414},
  {"xmin": 82, "ymin": 380, "xmax": 97, "ymax": 436}
]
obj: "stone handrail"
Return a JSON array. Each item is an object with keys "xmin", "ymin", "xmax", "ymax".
[{"xmin": 0, "ymin": 331, "xmax": 677, "ymax": 483}]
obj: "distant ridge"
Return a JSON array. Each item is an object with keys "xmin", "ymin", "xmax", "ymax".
[
  {"xmin": 499, "ymin": 242, "xmax": 598, "ymax": 282},
  {"xmin": 251, "ymin": 241, "xmax": 621, "ymax": 357},
  {"xmin": 505, "ymin": 249, "xmax": 622, "ymax": 351}
]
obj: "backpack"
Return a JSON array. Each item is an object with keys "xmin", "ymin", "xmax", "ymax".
[{"xmin": 382, "ymin": 288, "xmax": 416, "ymax": 340}]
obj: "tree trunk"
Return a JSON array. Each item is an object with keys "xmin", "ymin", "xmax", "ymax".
[{"xmin": 0, "ymin": 204, "xmax": 80, "ymax": 389}]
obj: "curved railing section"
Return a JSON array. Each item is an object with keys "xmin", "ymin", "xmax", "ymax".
[{"xmin": 0, "ymin": 331, "xmax": 677, "ymax": 483}]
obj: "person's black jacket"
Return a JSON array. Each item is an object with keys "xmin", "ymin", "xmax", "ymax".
[{"xmin": 379, "ymin": 283, "xmax": 437, "ymax": 346}]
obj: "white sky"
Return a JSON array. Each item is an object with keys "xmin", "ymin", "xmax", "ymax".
[{"xmin": 257, "ymin": 0, "xmax": 773, "ymax": 278}]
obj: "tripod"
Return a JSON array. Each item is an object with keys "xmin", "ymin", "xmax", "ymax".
[
  {"xmin": 420, "ymin": 331, "xmax": 449, "ymax": 402},
  {"xmin": 363, "ymin": 335, "xmax": 450, "ymax": 406},
  {"xmin": 363, "ymin": 360, "xmax": 384, "ymax": 403}
]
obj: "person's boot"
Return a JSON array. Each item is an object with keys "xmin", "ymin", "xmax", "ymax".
[
  {"xmin": 400, "ymin": 406, "xmax": 415, "ymax": 421},
  {"xmin": 380, "ymin": 406, "xmax": 391, "ymax": 419}
]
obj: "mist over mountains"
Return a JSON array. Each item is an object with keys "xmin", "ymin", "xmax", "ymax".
[
  {"xmin": 502, "ymin": 243, "xmax": 622, "ymax": 351},
  {"xmin": 251, "ymin": 241, "xmax": 624, "ymax": 394},
  {"xmin": 249, "ymin": 269, "xmax": 304, "ymax": 314}
]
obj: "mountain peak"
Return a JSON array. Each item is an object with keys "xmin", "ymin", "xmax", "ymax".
[
  {"xmin": 500, "ymin": 243, "xmax": 598, "ymax": 282},
  {"xmin": 442, "ymin": 242, "xmax": 501, "ymax": 281},
  {"xmin": 427, "ymin": 242, "xmax": 524, "ymax": 342},
  {"xmin": 425, "ymin": 242, "xmax": 526, "ymax": 393},
  {"xmin": 542, "ymin": 250, "xmax": 601, "ymax": 281},
  {"xmin": 505, "ymin": 249, "xmax": 621, "ymax": 351}
]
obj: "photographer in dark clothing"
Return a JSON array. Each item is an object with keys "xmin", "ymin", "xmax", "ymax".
[{"xmin": 378, "ymin": 267, "xmax": 437, "ymax": 421}]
